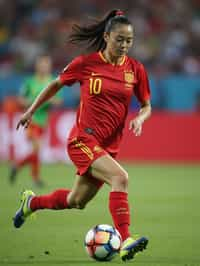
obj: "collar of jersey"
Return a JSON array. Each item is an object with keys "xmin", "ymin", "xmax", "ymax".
[{"xmin": 98, "ymin": 51, "xmax": 126, "ymax": 66}]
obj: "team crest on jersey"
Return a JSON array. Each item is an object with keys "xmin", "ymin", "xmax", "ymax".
[{"xmin": 124, "ymin": 71, "xmax": 134, "ymax": 83}]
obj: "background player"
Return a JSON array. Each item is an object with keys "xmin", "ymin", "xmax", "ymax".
[
  {"xmin": 9, "ymin": 55, "xmax": 62, "ymax": 187},
  {"xmin": 13, "ymin": 10, "xmax": 151, "ymax": 261}
]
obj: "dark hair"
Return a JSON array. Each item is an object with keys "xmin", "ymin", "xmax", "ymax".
[{"xmin": 68, "ymin": 9, "xmax": 132, "ymax": 51}]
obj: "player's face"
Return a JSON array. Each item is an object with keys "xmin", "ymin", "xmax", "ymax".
[
  {"xmin": 104, "ymin": 24, "xmax": 133, "ymax": 57},
  {"xmin": 36, "ymin": 56, "xmax": 52, "ymax": 75}
]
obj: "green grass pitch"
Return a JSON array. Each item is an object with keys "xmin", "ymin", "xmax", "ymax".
[{"xmin": 0, "ymin": 162, "xmax": 200, "ymax": 266}]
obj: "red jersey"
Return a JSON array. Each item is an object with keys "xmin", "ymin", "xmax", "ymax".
[{"xmin": 59, "ymin": 51, "xmax": 150, "ymax": 153}]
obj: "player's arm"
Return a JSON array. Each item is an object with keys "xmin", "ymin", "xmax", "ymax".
[
  {"xmin": 137, "ymin": 99, "xmax": 152, "ymax": 123},
  {"xmin": 129, "ymin": 61, "xmax": 152, "ymax": 136},
  {"xmin": 16, "ymin": 78, "xmax": 62, "ymax": 129},
  {"xmin": 16, "ymin": 56, "xmax": 83, "ymax": 130},
  {"xmin": 48, "ymin": 90, "xmax": 63, "ymax": 107},
  {"xmin": 129, "ymin": 99, "xmax": 151, "ymax": 136},
  {"xmin": 48, "ymin": 97, "xmax": 63, "ymax": 106}
]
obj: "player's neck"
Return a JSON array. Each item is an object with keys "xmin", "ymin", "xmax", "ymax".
[
  {"xmin": 36, "ymin": 73, "xmax": 51, "ymax": 80},
  {"xmin": 102, "ymin": 50, "xmax": 125, "ymax": 66}
]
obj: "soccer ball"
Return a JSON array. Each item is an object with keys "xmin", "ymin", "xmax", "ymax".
[{"xmin": 84, "ymin": 224, "xmax": 122, "ymax": 261}]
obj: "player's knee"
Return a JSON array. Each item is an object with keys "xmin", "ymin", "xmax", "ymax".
[
  {"xmin": 119, "ymin": 170, "xmax": 129, "ymax": 187},
  {"xmin": 112, "ymin": 170, "xmax": 129, "ymax": 190}
]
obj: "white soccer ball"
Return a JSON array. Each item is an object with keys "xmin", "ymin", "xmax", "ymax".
[{"xmin": 84, "ymin": 224, "xmax": 122, "ymax": 261}]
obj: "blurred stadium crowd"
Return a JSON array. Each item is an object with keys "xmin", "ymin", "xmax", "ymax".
[{"xmin": 0, "ymin": 0, "xmax": 200, "ymax": 111}]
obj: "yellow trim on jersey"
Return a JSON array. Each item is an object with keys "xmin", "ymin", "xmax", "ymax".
[
  {"xmin": 99, "ymin": 51, "xmax": 107, "ymax": 63},
  {"xmin": 74, "ymin": 139, "xmax": 94, "ymax": 160},
  {"xmin": 119, "ymin": 55, "xmax": 126, "ymax": 65},
  {"xmin": 98, "ymin": 51, "xmax": 126, "ymax": 66}
]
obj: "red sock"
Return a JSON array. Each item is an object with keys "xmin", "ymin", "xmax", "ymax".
[
  {"xmin": 17, "ymin": 152, "xmax": 40, "ymax": 182},
  {"xmin": 30, "ymin": 189, "xmax": 71, "ymax": 211},
  {"xmin": 109, "ymin": 191, "xmax": 131, "ymax": 241},
  {"xmin": 31, "ymin": 152, "xmax": 39, "ymax": 181}
]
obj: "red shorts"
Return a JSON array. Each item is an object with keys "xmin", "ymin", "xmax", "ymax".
[
  {"xmin": 26, "ymin": 123, "xmax": 44, "ymax": 140},
  {"xmin": 67, "ymin": 133, "xmax": 107, "ymax": 176},
  {"xmin": 67, "ymin": 127, "xmax": 119, "ymax": 188}
]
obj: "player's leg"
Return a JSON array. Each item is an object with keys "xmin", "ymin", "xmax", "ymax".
[
  {"xmin": 13, "ymin": 174, "xmax": 101, "ymax": 228},
  {"xmin": 67, "ymin": 174, "xmax": 103, "ymax": 209},
  {"xmin": 29, "ymin": 137, "xmax": 43, "ymax": 186},
  {"xmin": 30, "ymin": 174, "xmax": 101, "ymax": 211},
  {"xmin": 8, "ymin": 124, "xmax": 42, "ymax": 185},
  {"xmin": 89, "ymin": 154, "xmax": 148, "ymax": 261},
  {"xmin": 90, "ymin": 154, "xmax": 130, "ymax": 239}
]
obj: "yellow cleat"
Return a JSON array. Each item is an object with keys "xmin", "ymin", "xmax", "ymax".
[
  {"xmin": 13, "ymin": 190, "xmax": 35, "ymax": 228},
  {"xmin": 120, "ymin": 236, "xmax": 148, "ymax": 261}
]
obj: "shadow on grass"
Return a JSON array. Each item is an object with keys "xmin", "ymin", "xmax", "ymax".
[
  {"xmin": 1, "ymin": 257, "xmax": 200, "ymax": 266},
  {"xmin": 0, "ymin": 259, "xmax": 122, "ymax": 265}
]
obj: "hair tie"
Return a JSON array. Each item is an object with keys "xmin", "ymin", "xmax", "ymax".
[{"xmin": 115, "ymin": 10, "xmax": 124, "ymax": 16}]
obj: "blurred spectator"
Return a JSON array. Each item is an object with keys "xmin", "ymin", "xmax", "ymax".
[
  {"xmin": 8, "ymin": 54, "xmax": 62, "ymax": 187},
  {"xmin": 0, "ymin": 0, "xmax": 200, "ymax": 111},
  {"xmin": 0, "ymin": 0, "xmax": 198, "ymax": 74}
]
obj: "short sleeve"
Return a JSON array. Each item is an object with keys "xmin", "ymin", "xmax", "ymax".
[
  {"xmin": 134, "ymin": 63, "xmax": 151, "ymax": 103},
  {"xmin": 59, "ymin": 56, "xmax": 84, "ymax": 86}
]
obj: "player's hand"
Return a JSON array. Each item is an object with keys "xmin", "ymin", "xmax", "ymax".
[
  {"xmin": 16, "ymin": 111, "xmax": 33, "ymax": 130},
  {"xmin": 129, "ymin": 117, "xmax": 143, "ymax": 136}
]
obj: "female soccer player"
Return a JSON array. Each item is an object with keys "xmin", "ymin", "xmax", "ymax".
[
  {"xmin": 9, "ymin": 55, "xmax": 62, "ymax": 187},
  {"xmin": 13, "ymin": 10, "xmax": 151, "ymax": 261}
]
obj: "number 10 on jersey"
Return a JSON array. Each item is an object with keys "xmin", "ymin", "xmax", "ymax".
[{"xmin": 89, "ymin": 78, "xmax": 102, "ymax": 95}]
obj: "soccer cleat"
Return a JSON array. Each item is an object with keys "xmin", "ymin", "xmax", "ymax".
[
  {"xmin": 120, "ymin": 236, "xmax": 148, "ymax": 261},
  {"xmin": 13, "ymin": 190, "xmax": 35, "ymax": 228}
]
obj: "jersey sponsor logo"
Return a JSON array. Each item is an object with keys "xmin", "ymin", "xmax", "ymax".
[{"xmin": 124, "ymin": 71, "xmax": 134, "ymax": 84}]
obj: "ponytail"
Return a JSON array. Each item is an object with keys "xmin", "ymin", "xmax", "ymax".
[{"xmin": 68, "ymin": 9, "xmax": 131, "ymax": 51}]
